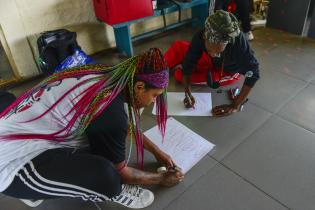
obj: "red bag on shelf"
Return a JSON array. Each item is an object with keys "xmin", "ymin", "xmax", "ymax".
[{"xmin": 93, "ymin": 0, "xmax": 154, "ymax": 25}]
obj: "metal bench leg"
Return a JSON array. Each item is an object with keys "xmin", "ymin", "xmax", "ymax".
[{"xmin": 113, "ymin": 25, "xmax": 133, "ymax": 57}]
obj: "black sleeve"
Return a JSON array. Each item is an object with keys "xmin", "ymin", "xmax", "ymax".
[
  {"xmin": 182, "ymin": 31, "xmax": 205, "ymax": 75},
  {"xmin": 85, "ymin": 95, "xmax": 128, "ymax": 164},
  {"xmin": 233, "ymin": 32, "xmax": 260, "ymax": 87}
]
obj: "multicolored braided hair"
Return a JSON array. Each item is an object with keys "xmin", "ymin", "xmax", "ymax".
[{"xmin": 0, "ymin": 48, "xmax": 168, "ymax": 166}]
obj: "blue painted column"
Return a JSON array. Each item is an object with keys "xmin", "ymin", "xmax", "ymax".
[
  {"xmin": 113, "ymin": 25, "xmax": 133, "ymax": 57},
  {"xmin": 192, "ymin": 1, "xmax": 209, "ymax": 28}
]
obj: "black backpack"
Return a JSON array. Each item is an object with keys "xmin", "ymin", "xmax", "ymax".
[{"xmin": 37, "ymin": 29, "xmax": 81, "ymax": 75}]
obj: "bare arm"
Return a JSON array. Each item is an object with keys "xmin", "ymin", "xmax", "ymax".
[
  {"xmin": 212, "ymin": 84, "xmax": 252, "ymax": 117},
  {"xmin": 232, "ymin": 84, "xmax": 252, "ymax": 109},
  {"xmin": 117, "ymin": 161, "xmax": 162, "ymax": 185},
  {"xmin": 183, "ymin": 75, "xmax": 195, "ymax": 108},
  {"xmin": 183, "ymin": 74, "xmax": 192, "ymax": 93}
]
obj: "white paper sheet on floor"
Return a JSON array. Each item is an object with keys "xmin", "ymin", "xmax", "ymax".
[
  {"xmin": 144, "ymin": 117, "xmax": 215, "ymax": 173},
  {"xmin": 152, "ymin": 92, "xmax": 212, "ymax": 116}
]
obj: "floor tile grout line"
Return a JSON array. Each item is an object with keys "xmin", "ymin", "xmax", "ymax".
[
  {"xmin": 163, "ymin": 159, "xmax": 221, "ymax": 210},
  {"xmin": 210, "ymin": 112, "xmax": 273, "ymax": 162},
  {"xmin": 266, "ymin": 62, "xmax": 315, "ymax": 84},
  {"xmin": 274, "ymin": 82, "xmax": 310, "ymax": 115},
  {"xmin": 247, "ymin": 101, "xmax": 274, "ymax": 113},
  {"xmin": 212, "ymin": 160, "xmax": 291, "ymax": 210},
  {"xmin": 276, "ymin": 72, "xmax": 309, "ymax": 83},
  {"xmin": 162, "ymin": 173, "xmax": 212, "ymax": 210},
  {"xmin": 249, "ymin": 81, "xmax": 309, "ymax": 115},
  {"xmin": 91, "ymin": 201, "xmax": 103, "ymax": 210},
  {"xmin": 275, "ymin": 113, "xmax": 315, "ymax": 135},
  {"xmin": 215, "ymin": 104, "xmax": 301, "ymax": 164}
]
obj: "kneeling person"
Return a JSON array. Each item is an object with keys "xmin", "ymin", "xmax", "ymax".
[
  {"xmin": 164, "ymin": 10, "xmax": 260, "ymax": 117},
  {"xmin": 0, "ymin": 48, "xmax": 183, "ymax": 209}
]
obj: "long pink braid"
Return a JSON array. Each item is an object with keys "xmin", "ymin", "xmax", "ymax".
[
  {"xmin": 133, "ymin": 48, "xmax": 168, "ymax": 166},
  {"xmin": 0, "ymin": 48, "xmax": 168, "ymax": 167},
  {"xmin": 0, "ymin": 63, "xmax": 133, "ymax": 141}
]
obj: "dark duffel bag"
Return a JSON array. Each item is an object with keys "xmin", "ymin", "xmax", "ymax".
[{"xmin": 37, "ymin": 29, "xmax": 81, "ymax": 75}]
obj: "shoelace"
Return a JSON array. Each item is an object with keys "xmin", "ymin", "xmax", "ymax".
[
  {"xmin": 111, "ymin": 185, "xmax": 142, "ymax": 202},
  {"xmin": 122, "ymin": 185, "xmax": 141, "ymax": 197}
]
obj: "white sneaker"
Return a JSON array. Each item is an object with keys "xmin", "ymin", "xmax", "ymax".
[
  {"xmin": 245, "ymin": 31, "xmax": 254, "ymax": 41},
  {"xmin": 111, "ymin": 184, "xmax": 154, "ymax": 209},
  {"xmin": 20, "ymin": 199, "xmax": 43, "ymax": 207}
]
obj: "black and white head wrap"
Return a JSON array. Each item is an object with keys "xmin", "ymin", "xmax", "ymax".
[{"xmin": 204, "ymin": 10, "xmax": 240, "ymax": 44}]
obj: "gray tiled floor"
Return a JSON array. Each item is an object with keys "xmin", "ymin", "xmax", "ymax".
[
  {"xmin": 278, "ymin": 84, "xmax": 315, "ymax": 133},
  {"xmin": 2, "ymin": 26, "xmax": 315, "ymax": 210},
  {"xmin": 165, "ymin": 164, "xmax": 288, "ymax": 210},
  {"xmin": 249, "ymin": 68, "xmax": 307, "ymax": 113},
  {"xmin": 223, "ymin": 116, "xmax": 315, "ymax": 210},
  {"xmin": 260, "ymin": 49, "xmax": 315, "ymax": 82}
]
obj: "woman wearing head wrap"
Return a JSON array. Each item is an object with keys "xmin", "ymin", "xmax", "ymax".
[
  {"xmin": 164, "ymin": 10, "xmax": 260, "ymax": 117},
  {"xmin": 0, "ymin": 48, "xmax": 184, "ymax": 209}
]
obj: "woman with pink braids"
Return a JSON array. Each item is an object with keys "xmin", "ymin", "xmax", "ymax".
[{"xmin": 0, "ymin": 48, "xmax": 183, "ymax": 209}]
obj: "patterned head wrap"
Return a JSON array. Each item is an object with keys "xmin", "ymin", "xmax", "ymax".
[
  {"xmin": 136, "ymin": 70, "xmax": 169, "ymax": 89},
  {"xmin": 204, "ymin": 10, "xmax": 240, "ymax": 44},
  {"xmin": 0, "ymin": 48, "xmax": 169, "ymax": 167}
]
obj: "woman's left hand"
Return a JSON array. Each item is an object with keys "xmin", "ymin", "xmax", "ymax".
[
  {"xmin": 212, "ymin": 104, "xmax": 239, "ymax": 117},
  {"xmin": 154, "ymin": 149, "xmax": 174, "ymax": 168}
]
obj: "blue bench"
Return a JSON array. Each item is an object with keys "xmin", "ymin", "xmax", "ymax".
[{"xmin": 111, "ymin": 0, "xmax": 209, "ymax": 56}]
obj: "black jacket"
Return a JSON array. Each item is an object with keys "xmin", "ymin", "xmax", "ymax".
[{"xmin": 182, "ymin": 30, "xmax": 260, "ymax": 87}]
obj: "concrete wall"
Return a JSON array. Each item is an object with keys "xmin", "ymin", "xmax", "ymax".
[{"xmin": 0, "ymin": 0, "xmax": 190, "ymax": 79}]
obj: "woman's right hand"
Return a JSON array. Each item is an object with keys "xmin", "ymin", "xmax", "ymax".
[
  {"xmin": 183, "ymin": 91, "xmax": 195, "ymax": 108},
  {"xmin": 160, "ymin": 171, "xmax": 184, "ymax": 187}
]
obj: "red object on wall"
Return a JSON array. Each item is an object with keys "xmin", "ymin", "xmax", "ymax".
[{"xmin": 92, "ymin": 0, "xmax": 154, "ymax": 25}]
